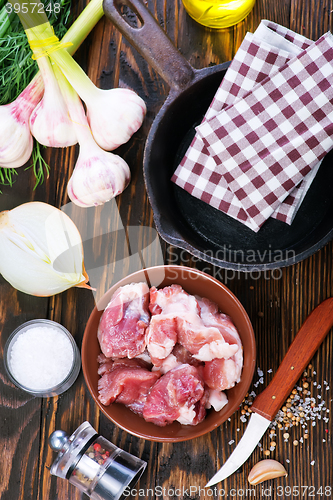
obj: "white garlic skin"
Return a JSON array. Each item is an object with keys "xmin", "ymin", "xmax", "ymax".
[
  {"xmin": 0, "ymin": 74, "xmax": 44, "ymax": 168},
  {"xmin": 29, "ymin": 96, "xmax": 77, "ymax": 148},
  {"xmin": 0, "ymin": 103, "xmax": 33, "ymax": 168},
  {"xmin": 248, "ymin": 459, "xmax": 288, "ymax": 485},
  {"xmin": 86, "ymin": 88, "xmax": 146, "ymax": 151},
  {"xmin": 29, "ymin": 59, "xmax": 77, "ymax": 148},
  {"xmin": 67, "ymin": 147, "xmax": 131, "ymax": 207}
]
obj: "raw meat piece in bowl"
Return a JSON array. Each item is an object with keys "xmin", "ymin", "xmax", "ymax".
[
  {"xmin": 98, "ymin": 357, "xmax": 160, "ymax": 414},
  {"xmin": 142, "ymin": 364, "xmax": 208, "ymax": 426},
  {"xmin": 147, "ymin": 284, "xmax": 240, "ymax": 364},
  {"xmin": 146, "ymin": 284, "xmax": 200, "ymax": 365},
  {"xmin": 203, "ymin": 357, "xmax": 242, "ymax": 391},
  {"xmin": 155, "ymin": 343, "xmax": 202, "ymax": 374},
  {"xmin": 198, "ymin": 296, "xmax": 243, "ymax": 390},
  {"xmin": 98, "ymin": 282, "xmax": 150, "ymax": 358},
  {"xmin": 176, "ymin": 296, "xmax": 240, "ymax": 362}
]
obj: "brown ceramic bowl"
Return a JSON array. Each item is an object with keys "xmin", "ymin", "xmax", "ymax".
[{"xmin": 82, "ymin": 265, "xmax": 256, "ymax": 442}]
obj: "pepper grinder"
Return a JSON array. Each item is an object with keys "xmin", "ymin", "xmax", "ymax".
[{"xmin": 49, "ymin": 421, "xmax": 146, "ymax": 500}]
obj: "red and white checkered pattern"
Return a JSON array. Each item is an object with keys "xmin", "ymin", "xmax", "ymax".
[{"xmin": 172, "ymin": 21, "xmax": 332, "ymax": 232}]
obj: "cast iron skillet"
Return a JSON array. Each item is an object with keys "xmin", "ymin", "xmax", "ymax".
[{"xmin": 103, "ymin": 0, "xmax": 333, "ymax": 271}]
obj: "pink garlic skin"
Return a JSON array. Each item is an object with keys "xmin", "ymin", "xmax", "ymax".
[
  {"xmin": 29, "ymin": 97, "xmax": 77, "ymax": 148},
  {"xmin": 86, "ymin": 88, "xmax": 146, "ymax": 151},
  {"xmin": 0, "ymin": 105, "xmax": 33, "ymax": 168},
  {"xmin": 67, "ymin": 147, "xmax": 131, "ymax": 207},
  {"xmin": 29, "ymin": 59, "xmax": 77, "ymax": 148},
  {"xmin": 0, "ymin": 75, "xmax": 43, "ymax": 168}
]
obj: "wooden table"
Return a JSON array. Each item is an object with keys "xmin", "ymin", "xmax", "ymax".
[{"xmin": 0, "ymin": 0, "xmax": 332, "ymax": 498}]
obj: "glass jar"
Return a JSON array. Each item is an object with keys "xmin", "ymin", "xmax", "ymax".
[
  {"xmin": 4, "ymin": 319, "xmax": 81, "ymax": 397},
  {"xmin": 182, "ymin": 0, "xmax": 256, "ymax": 29},
  {"xmin": 49, "ymin": 422, "xmax": 146, "ymax": 500}
]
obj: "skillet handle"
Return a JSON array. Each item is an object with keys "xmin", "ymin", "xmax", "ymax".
[{"xmin": 103, "ymin": 0, "xmax": 195, "ymax": 90}]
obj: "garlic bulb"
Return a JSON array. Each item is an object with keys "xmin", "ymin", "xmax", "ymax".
[
  {"xmin": 59, "ymin": 75, "xmax": 130, "ymax": 207},
  {"xmin": 48, "ymin": 48, "xmax": 146, "ymax": 151},
  {"xmin": 86, "ymin": 87, "xmax": 146, "ymax": 151},
  {"xmin": 67, "ymin": 147, "xmax": 131, "ymax": 207},
  {"xmin": 0, "ymin": 75, "xmax": 43, "ymax": 168},
  {"xmin": 0, "ymin": 202, "xmax": 90, "ymax": 296},
  {"xmin": 29, "ymin": 58, "xmax": 77, "ymax": 148}
]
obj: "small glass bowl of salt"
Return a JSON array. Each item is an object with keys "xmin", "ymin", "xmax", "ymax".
[{"xmin": 4, "ymin": 319, "xmax": 81, "ymax": 397}]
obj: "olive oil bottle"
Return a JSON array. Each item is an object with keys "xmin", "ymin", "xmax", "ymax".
[{"xmin": 182, "ymin": 0, "xmax": 256, "ymax": 29}]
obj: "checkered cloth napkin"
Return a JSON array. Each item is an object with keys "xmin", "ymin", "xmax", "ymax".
[{"xmin": 172, "ymin": 21, "xmax": 333, "ymax": 232}]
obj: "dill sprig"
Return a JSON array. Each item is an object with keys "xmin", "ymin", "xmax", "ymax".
[
  {"xmin": 0, "ymin": 0, "xmax": 72, "ymax": 190},
  {"xmin": 25, "ymin": 140, "xmax": 50, "ymax": 189},
  {"xmin": 0, "ymin": 165, "xmax": 17, "ymax": 192}
]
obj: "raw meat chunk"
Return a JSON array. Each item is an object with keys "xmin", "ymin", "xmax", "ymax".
[
  {"xmin": 142, "ymin": 364, "xmax": 206, "ymax": 426},
  {"xmin": 198, "ymin": 296, "xmax": 243, "ymax": 389},
  {"xmin": 98, "ymin": 358, "xmax": 160, "ymax": 413},
  {"xmin": 203, "ymin": 357, "xmax": 242, "ymax": 390},
  {"xmin": 98, "ymin": 282, "xmax": 150, "ymax": 358},
  {"xmin": 146, "ymin": 316, "xmax": 177, "ymax": 366},
  {"xmin": 156, "ymin": 344, "xmax": 202, "ymax": 375},
  {"xmin": 177, "ymin": 317, "xmax": 239, "ymax": 362},
  {"xmin": 172, "ymin": 343, "xmax": 202, "ymax": 367},
  {"xmin": 146, "ymin": 285, "xmax": 200, "ymax": 365},
  {"xmin": 206, "ymin": 389, "xmax": 228, "ymax": 412},
  {"xmin": 179, "ymin": 296, "xmax": 241, "ymax": 362},
  {"xmin": 153, "ymin": 353, "xmax": 180, "ymax": 374},
  {"xmin": 149, "ymin": 284, "xmax": 200, "ymax": 316},
  {"xmin": 197, "ymin": 297, "xmax": 242, "ymax": 347},
  {"xmin": 147, "ymin": 284, "xmax": 240, "ymax": 363}
]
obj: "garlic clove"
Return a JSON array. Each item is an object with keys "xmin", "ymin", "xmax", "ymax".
[
  {"xmin": 0, "ymin": 202, "xmax": 90, "ymax": 296},
  {"xmin": 67, "ymin": 147, "xmax": 131, "ymax": 207},
  {"xmin": 0, "ymin": 74, "xmax": 44, "ymax": 168},
  {"xmin": 29, "ymin": 58, "xmax": 77, "ymax": 148},
  {"xmin": 86, "ymin": 88, "xmax": 146, "ymax": 151},
  {"xmin": 248, "ymin": 459, "xmax": 288, "ymax": 485},
  {"xmin": 0, "ymin": 103, "xmax": 33, "ymax": 168}
]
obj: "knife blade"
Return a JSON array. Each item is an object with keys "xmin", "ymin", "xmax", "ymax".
[{"xmin": 206, "ymin": 297, "xmax": 333, "ymax": 487}]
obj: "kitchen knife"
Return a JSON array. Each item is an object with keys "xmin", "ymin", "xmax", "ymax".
[{"xmin": 206, "ymin": 297, "xmax": 333, "ymax": 487}]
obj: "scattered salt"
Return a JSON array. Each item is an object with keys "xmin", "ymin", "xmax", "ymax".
[
  {"xmin": 228, "ymin": 440, "xmax": 235, "ymax": 445},
  {"xmin": 9, "ymin": 326, "xmax": 74, "ymax": 391}
]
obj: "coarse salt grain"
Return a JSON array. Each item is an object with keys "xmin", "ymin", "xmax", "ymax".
[{"xmin": 9, "ymin": 326, "xmax": 74, "ymax": 391}]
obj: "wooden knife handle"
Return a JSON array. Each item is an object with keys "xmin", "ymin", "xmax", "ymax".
[{"xmin": 251, "ymin": 297, "xmax": 333, "ymax": 421}]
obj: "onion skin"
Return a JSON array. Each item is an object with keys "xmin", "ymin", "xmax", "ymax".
[{"xmin": 0, "ymin": 202, "xmax": 90, "ymax": 296}]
